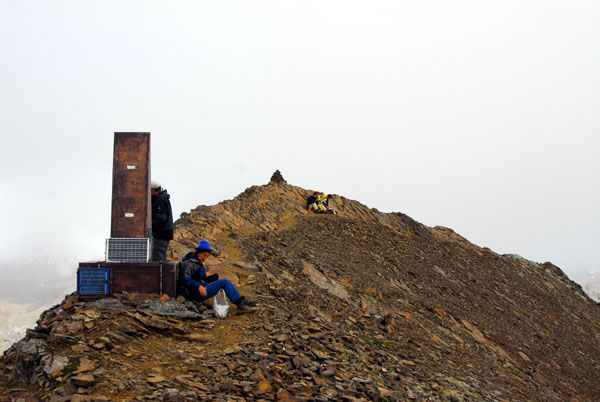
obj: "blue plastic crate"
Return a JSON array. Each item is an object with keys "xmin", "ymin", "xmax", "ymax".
[{"xmin": 78, "ymin": 268, "xmax": 110, "ymax": 295}]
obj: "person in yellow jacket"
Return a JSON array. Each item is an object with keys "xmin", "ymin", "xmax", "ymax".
[
  {"xmin": 318, "ymin": 193, "xmax": 336, "ymax": 214},
  {"xmin": 306, "ymin": 192, "xmax": 337, "ymax": 214}
]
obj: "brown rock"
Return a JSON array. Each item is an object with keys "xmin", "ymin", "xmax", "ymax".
[
  {"xmin": 114, "ymin": 324, "xmax": 139, "ymax": 336},
  {"xmin": 128, "ymin": 321, "xmax": 153, "ymax": 335},
  {"xmin": 400, "ymin": 311, "xmax": 412, "ymax": 320},
  {"xmin": 71, "ymin": 374, "xmax": 95, "ymax": 387},
  {"xmin": 379, "ymin": 387, "xmax": 394, "ymax": 398},
  {"xmin": 72, "ymin": 362, "xmax": 95, "ymax": 375},
  {"xmin": 249, "ymin": 372, "xmax": 266, "ymax": 382},
  {"xmin": 148, "ymin": 375, "xmax": 166, "ymax": 384},
  {"xmin": 312, "ymin": 349, "xmax": 329, "ymax": 360},
  {"xmin": 175, "ymin": 375, "xmax": 210, "ymax": 392},
  {"xmin": 257, "ymin": 379, "xmax": 273, "ymax": 393},
  {"xmin": 220, "ymin": 381, "xmax": 239, "ymax": 391},
  {"xmin": 276, "ymin": 334, "xmax": 289, "ymax": 342},
  {"xmin": 70, "ymin": 395, "xmax": 110, "ymax": 402},
  {"xmin": 519, "ymin": 351, "xmax": 532, "ymax": 362},
  {"xmin": 276, "ymin": 389, "xmax": 298, "ymax": 400},
  {"xmin": 70, "ymin": 345, "xmax": 88, "ymax": 354}
]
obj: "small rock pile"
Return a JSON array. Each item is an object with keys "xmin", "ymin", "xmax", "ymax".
[{"xmin": 269, "ymin": 170, "xmax": 286, "ymax": 184}]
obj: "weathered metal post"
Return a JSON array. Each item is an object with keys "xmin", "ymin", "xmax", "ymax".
[{"xmin": 110, "ymin": 132, "xmax": 152, "ymax": 239}]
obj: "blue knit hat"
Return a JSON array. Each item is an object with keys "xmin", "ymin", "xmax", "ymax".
[{"xmin": 196, "ymin": 240, "xmax": 213, "ymax": 254}]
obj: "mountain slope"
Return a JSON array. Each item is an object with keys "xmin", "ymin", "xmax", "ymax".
[{"xmin": 1, "ymin": 172, "xmax": 599, "ymax": 401}]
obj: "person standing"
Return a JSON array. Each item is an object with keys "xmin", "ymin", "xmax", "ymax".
[{"xmin": 150, "ymin": 181, "xmax": 173, "ymax": 261}]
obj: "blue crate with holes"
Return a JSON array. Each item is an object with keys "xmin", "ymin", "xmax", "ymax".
[{"xmin": 77, "ymin": 268, "xmax": 110, "ymax": 296}]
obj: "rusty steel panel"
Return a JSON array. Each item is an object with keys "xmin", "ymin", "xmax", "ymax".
[
  {"xmin": 161, "ymin": 261, "xmax": 178, "ymax": 298},
  {"xmin": 111, "ymin": 263, "xmax": 161, "ymax": 295},
  {"xmin": 110, "ymin": 132, "xmax": 151, "ymax": 238},
  {"xmin": 77, "ymin": 261, "xmax": 178, "ymax": 298}
]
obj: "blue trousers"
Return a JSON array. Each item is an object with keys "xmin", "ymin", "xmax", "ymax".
[{"xmin": 190, "ymin": 279, "xmax": 241, "ymax": 304}]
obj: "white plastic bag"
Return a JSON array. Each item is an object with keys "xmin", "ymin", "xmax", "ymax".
[{"xmin": 213, "ymin": 289, "xmax": 229, "ymax": 319}]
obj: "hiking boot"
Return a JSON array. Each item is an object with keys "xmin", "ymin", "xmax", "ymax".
[
  {"xmin": 236, "ymin": 296, "xmax": 257, "ymax": 307},
  {"xmin": 235, "ymin": 296, "xmax": 258, "ymax": 315},
  {"xmin": 236, "ymin": 304, "xmax": 257, "ymax": 315}
]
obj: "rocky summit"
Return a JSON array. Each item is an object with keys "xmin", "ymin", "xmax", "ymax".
[{"xmin": 1, "ymin": 172, "xmax": 599, "ymax": 401}]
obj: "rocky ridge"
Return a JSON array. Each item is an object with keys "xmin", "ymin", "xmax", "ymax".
[{"xmin": 1, "ymin": 172, "xmax": 599, "ymax": 401}]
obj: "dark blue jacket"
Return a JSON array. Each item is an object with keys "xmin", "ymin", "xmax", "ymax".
[{"xmin": 179, "ymin": 252, "xmax": 218, "ymax": 290}]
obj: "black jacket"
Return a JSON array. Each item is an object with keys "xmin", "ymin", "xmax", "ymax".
[
  {"xmin": 151, "ymin": 190, "xmax": 173, "ymax": 240},
  {"xmin": 306, "ymin": 195, "xmax": 317, "ymax": 209}
]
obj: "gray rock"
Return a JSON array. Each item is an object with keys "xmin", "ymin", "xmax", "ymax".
[
  {"xmin": 106, "ymin": 330, "xmax": 131, "ymax": 343},
  {"xmin": 140, "ymin": 299, "xmax": 202, "ymax": 320},
  {"xmin": 42, "ymin": 355, "xmax": 69, "ymax": 377},
  {"xmin": 12, "ymin": 339, "xmax": 47, "ymax": 383},
  {"xmin": 162, "ymin": 388, "xmax": 184, "ymax": 402},
  {"xmin": 89, "ymin": 298, "xmax": 126, "ymax": 310},
  {"xmin": 71, "ymin": 373, "xmax": 95, "ymax": 387}
]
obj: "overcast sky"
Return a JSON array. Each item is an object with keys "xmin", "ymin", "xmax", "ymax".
[{"xmin": 1, "ymin": 1, "xmax": 599, "ymax": 289}]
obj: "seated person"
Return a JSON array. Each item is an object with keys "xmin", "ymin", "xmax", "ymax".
[
  {"xmin": 317, "ymin": 192, "xmax": 336, "ymax": 214},
  {"xmin": 306, "ymin": 191, "xmax": 319, "ymax": 212},
  {"xmin": 179, "ymin": 240, "xmax": 256, "ymax": 314},
  {"xmin": 321, "ymin": 193, "xmax": 336, "ymax": 214}
]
